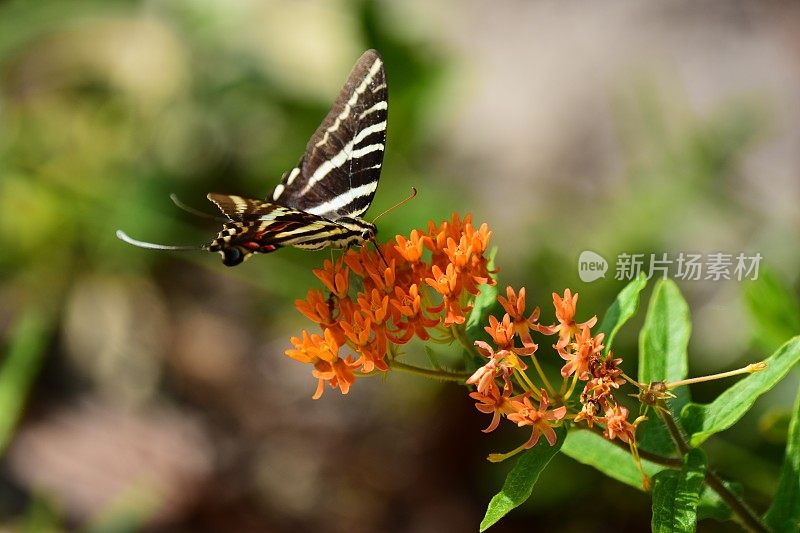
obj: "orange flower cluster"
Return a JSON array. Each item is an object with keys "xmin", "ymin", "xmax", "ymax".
[
  {"xmin": 288, "ymin": 216, "xmax": 640, "ymax": 453},
  {"xmin": 469, "ymin": 287, "xmax": 637, "ymax": 449},
  {"xmin": 574, "ymin": 349, "xmax": 634, "ymax": 442},
  {"xmin": 288, "ymin": 214, "xmax": 494, "ymax": 398}
]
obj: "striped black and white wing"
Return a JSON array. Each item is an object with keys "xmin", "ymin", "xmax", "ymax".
[
  {"xmin": 207, "ymin": 193, "xmax": 357, "ymax": 251},
  {"xmin": 271, "ymin": 49, "xmax": 387, "ymax": 221}
]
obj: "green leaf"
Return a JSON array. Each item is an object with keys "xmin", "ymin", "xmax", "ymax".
[
  {"xmin": 597, "ymin": 273, "xmax": 648, "ymax": 353},
  {"xmin": 466, "ymin": 247, "xmax": 499, "ymax": 342},
  {"xmin": 479, "ymin": 426, "xmax": 565, "ymax": 531},
  {"xmin": 638, "ymin": 279, "xmax": 691, "ymax": 393},
  {"xmin": 681, "ymin": 336, "xmax": 800, "ymax": 447},
  {"xmin": 561, "ymin": 429, "xmax": 665, "ymax": 490},
  {"xmin": 637, "ymin": 279, "xmax": 691, "ymax": 455},
  {"xmin": 651, "ymin": 449, "xmax": 707, "ymax": 533},
  {"xmin": 764, "ymin": 381, "xmax": 800, "ymax": 531},
  {"xmin": 0, "ymin": 308, "xmax": 50, "ymax": 454},
  {"xmin": 743, "ymin": 268, "xmax": 800, "ymax": 353}
]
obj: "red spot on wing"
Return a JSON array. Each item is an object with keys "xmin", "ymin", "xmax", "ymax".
[
  {"xmin": 243, "ymin": 242, "xmax": 260, "ymax": 250},
  {"xmin": 254, "ymin": 221, "xmax": 293, "ymax": 240}
]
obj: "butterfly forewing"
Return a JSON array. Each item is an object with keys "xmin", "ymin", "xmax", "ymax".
[{"xmin": 271, "ymin": 49, "xmax": 387, "ymax": 220}]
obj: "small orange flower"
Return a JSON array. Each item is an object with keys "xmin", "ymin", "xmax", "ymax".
[
  {"xmin": 602, "ymin": 405, "xmax": 636, "ymax": 443},
  {"xmin": 364, "ymin": 258, "xmax": 396, "ymax": 292},
  {"xmin": 389, "ymin": 284, "xmax": 440, "ymax": 342},
  {"xmin": 340, "ymin": 310, "xmax": 372, "ymax": 348},
  {"xmin": 311, "ymin": 357, "xmax": 357, "ymax": 399},
  {"xmin": 313, "ymin": 259, "xmax": 350, "ymax": 299},
  {"xmin": 343, "ymin": 246, "xmax": 382, "ymax": 278},
  {"xmin": 355, "ymin": 339, "xmax": 389, "ymax": 373},
  {"xmin": 294, "ymin": 289, "xmax": 344, "ymax": 342},
  {"xmin": 286, "ymin": 329, "xmax": 357, "ymax": 399},
  {"xmin": 558, "ymin": 325, "xmax": 600, "ymax": 380},
  {"xmin": 444, "ymin": 236, "xmax": 472, "ymax": 269},
  {"xmin": 537, "ymin": 289, "xmax": 598, "ymax": 348},
  {"xmin": 583, "ymin": 375, "xmax": 623, "ymax": 402},
  {"xmin": 426, "ymin": 263, "xmax": 470, "ymax": 325},
  {"xmin": 466, "ymin": 222, "xmax": 492, "ymax": 254},
  {"xmin": 497, "ymin": 286, "xmax": 539, "ymax": 349},
  {"xmin": 484, "ymin": 314, "xmax": 515, "ymax": 350},
  {"xmin": 467, "ymin": 340, "xmax": 519, "ymax": 394},
  {"xmin": 425, "ymin": 263, "xmax": 459, "ymax": 297},
  {"xmin": 394, "ymin": 230, "xmax": 427, "ymax": 263},
  {"xmin": 286, "ymin": 328, "xmax": 340, "ymax": 364},
  {"xmin": 426, "ymin": 219, "xmax": 445, "ymax": 251},
  {"xmin": 573, "ymin": 399, "xmax": 602, "ymax": 428},
  {"xmin": 507, "ymin": 389, "xmax": 567, "ymax": 448},
  {"xmin": 357, "ymin": 289, "xmax": 390, "ymax": 325},
  {"xmin": 590, "ymin": 352, "xmax": 623, "ymax": 383},
  {"xmin": 484, "ymin": 314, "xmax": 534, "ymax": 355},
  {"xmin": 469, "ymin": 381, "xmax": 520, "ymax": 433},
  {"xmin": 349, "ymin": 292, "xmax": 389, "ymax": 368}
]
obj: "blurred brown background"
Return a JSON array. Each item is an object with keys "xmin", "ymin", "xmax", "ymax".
[{"xmin": 1, "ymin": 1, "xmax": 799, "ymax": 531}]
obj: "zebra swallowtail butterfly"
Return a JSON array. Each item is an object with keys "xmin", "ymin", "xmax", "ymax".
[{"xmin": 118, "ymin": 49, "xmax": 392, "ymax": 266}]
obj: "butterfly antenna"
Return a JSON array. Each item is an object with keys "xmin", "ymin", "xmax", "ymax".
[
  {"xmin": 116, "ymin": 230, "xmax": 207, "ymax": 251},
  {"xmin": 371, "ymin": 187, "xmax": 417, "ymax": 224},
  {"xmin": 170, "ymin": 193, "xmax": 227, "ymax": 222}
]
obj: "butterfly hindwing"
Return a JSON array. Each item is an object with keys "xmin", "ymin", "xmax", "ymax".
[{"xmin": 271, "ymin": 49, "xmax": 387, "ymax": 220}]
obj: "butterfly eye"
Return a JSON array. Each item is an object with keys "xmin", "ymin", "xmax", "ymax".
[
  {"xmin": 221, "ymin": 247, "xmax": 245, "ymax": 267},
  {"xmin": 361, "ymin": 229, "xmax": 374, "ymax": 241}
]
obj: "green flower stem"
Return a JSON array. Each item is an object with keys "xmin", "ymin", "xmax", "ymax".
[
  {"xmin": 389, "ymin": 360, "xmax": 472, "ymax": 382},
  {"xmin": 529, "ymin": 353, "xmax": 556, "ymax": 397},
  {"xmin": 594, "ymin": 426, "xmax": 682, "ymax": 468},
  {"xmin": 487, "ymin": 442, "xmax": 528, "ymax": 463},
  {"xmin": 665, "ymin": 361, "xmax": 766, "ymax": 389},
  {"xmin": 516, "ymin": 367, "xmax": 538, "ymax": 394},
  {"xmin": 452, "ymin": 324, "xmax": 481, "ymax": 358},
  {"xmin": 705, "ymin": 470, "xmax": 769, "ymax": 533},
  {"xmin": 563, "ymin": 370, "xmax": 580, "ymax": 401},
  {"xmin": 621, "ymin": 372, "xmax": 643, "ymax": 388},
  {"xmin": 656, "ymin": 402, "xmax": 770, "ymax": 533}
]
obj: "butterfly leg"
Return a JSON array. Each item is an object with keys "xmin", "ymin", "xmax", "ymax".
[{"xmin": 370, "ymin": 238, "xmax": 389, "ymax": 267}]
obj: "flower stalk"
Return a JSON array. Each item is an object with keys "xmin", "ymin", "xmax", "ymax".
[{"xmin": 665, "ymin": 362, "xmax": 767, "ymax": 389}]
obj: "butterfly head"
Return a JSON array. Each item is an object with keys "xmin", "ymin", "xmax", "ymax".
[{"xmin": 336, "ymin": 216, "xmax": 377, "ymax": 246}]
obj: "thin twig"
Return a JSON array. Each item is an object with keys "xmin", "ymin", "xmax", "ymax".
[
  {"xmin": 388, "ymin": 360, "xmax": 471, "ymax": 382},
  {"xmin": 656, "ymin": 402, "xmax": 770, "ymax": 533}
]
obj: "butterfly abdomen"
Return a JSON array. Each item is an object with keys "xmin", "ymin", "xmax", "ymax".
[{"xmin": 207, "ymin": 215, "xmax": 376, "ymax": 266}]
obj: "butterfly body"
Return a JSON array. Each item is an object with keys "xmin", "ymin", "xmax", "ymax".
[
  {"xmin": 207, "ymin": 194, "xmax": 376, "ymax": 266},
  {"xmin": 207, "ymin": 50, "xmax": 387, "ymax": 266}
]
